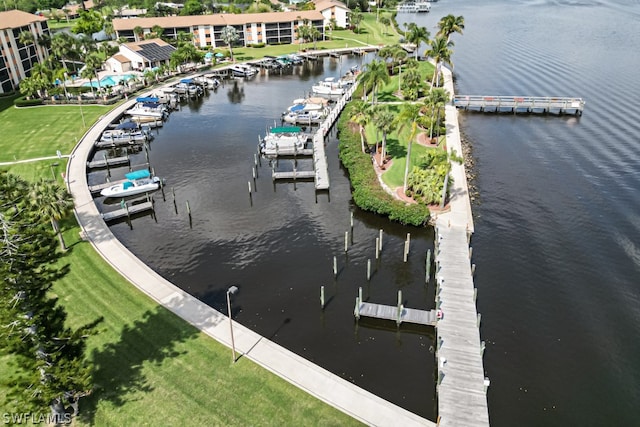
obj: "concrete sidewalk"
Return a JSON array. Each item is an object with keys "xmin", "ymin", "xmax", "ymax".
[{"xmin": 65, "ymin": 87, "xmax": 435, "ymax": 426}]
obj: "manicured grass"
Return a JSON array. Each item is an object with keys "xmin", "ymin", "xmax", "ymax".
[
  {"xmin": 0, "ymin": 45, "xmax": 363, "ymax": 426},
  {"xmin": 48, "ymin": 238, "xmax": 359, "ymax": 425},
  {"xmin": 0, "ymin": 103, "xmax": 107, "ymax": 163}
]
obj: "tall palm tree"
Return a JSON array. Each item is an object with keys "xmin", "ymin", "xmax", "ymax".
[
  {"xmin": 51, "ymin": 33, "xmax": 75, "ymax": 71},
  {"xmin": 425, "ymin": 35, "xmax": 454, "ymax": 89},
  {"xmin": 395, "ymin": 103, "xmax": 421, "ymax": 192},
  {"xmin": 391, "ymin": 45, "xmax": 408, "ymax": 94},
  {"xmin": 438, "ymin": 14, "xmax": 465, "ymax": 41},
  {"xmin": 359, "ymin": 59, "xmax": 389, "ymax": 105},
  {"xmin": 400, "ymin": 62, "xmax": 422, "ymax": 101},
  {"xmin": 405, "ymin": 23, "xmax": 430, "ymax": 60},
  {"xmin": 220, "ymin": 26, "xmax": 239, "ymax": 62},
  {"xmin": 424, "ymin": 87, "xmax": 450, "ymax": 141},
  {"xmin": 29, "ymin": 180, "xmax": 74, "ymax": 251},
  {"xmin": 18, "ymin": 30, "xmax": 35, "ymax": 47},
  {"xmin": 372, "ymin": 107, "xmax": 395, "ymax": 166},
  {"xmin": 348, "ymin": 100, "xmax": 371, "ymax": 153}
]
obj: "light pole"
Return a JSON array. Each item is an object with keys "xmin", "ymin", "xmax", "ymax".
[
  {"xmin": 49, "ymin": 162, "xmax": 59, "ymax": 181},
  {"xmin": 77, "ymin": 95, "xmax": 86, "ymax": 128},
  {"xmin": 226, "ymin": 285, "xmax": 239, "ymax": 363}
]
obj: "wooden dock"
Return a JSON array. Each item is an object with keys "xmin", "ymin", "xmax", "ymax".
[
  {"xmin": 86, "ymin": 156, "xmax": 129, "ymax": 169},
  {"xmin": 272, "ymin": 170, "xmax": 315, "ymax": 180},
  {"xmin": 454, "ymin": 95, "xmax": 585, "ymax": 115},
  {"xmin": 434, "ymin": 225, "xmax": 490, "ymax": 426},
  {"xmin": 101, "ymin": 200, "xmax": 153, "ymax": 222},
  {"xmin": 355, "ymin": 301, "xmax": 437, "ymax": 327}
]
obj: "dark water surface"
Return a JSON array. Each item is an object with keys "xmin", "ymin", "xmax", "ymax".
[
  {"xmin": 93, "ymin": 56, "xmax": 440, "ymax": 419},
  {"xmin": 93, "ymin": 0, "xmax": 640, "ymax": 423},
  {"xmin": 402, "ymin": 0, "xmax": 640, "ymax": 425}
]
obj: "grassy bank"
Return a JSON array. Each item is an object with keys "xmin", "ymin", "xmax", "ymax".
[{"xmin": 0, "ymin": 87, "xmax": 360, "ymax": 425}]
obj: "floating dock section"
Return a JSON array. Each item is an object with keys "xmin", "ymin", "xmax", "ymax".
[
  {"xmin": 454, "ymin": 95, "xmax": 585, "ymax": 115},
  {"xmin": 355, "ymin": 301, "xmax": 437, "ymax": 327}
]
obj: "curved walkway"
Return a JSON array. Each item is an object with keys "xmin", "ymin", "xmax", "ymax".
[{"xmin": 65, "ymin": 86, "xmax": 434, "ymax": 426}]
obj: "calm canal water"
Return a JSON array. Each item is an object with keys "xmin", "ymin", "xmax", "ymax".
[
  {"xmin": 401, "ymin": 0, "xmax": 640, "ymax": 425},
  {"xmin": 92, "ymin": 0, "xmax": 640, "ymax": 423},
  {"xmin": 92, "ymin": 56, "xmax": 440, "ymax": 418}
]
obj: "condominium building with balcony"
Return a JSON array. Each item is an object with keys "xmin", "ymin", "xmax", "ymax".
[{"xmin": 0, "ymin": 9, "xmax": 50, "ymax": 93}]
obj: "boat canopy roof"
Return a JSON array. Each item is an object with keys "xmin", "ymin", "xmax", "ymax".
[
  {"xmin": 116, "ymin": 122, "xmax": 139, "ymax": 130},
  {"xmin": 180, "ymin": 78, "xmax": 193, "ymax": 84},
  {"xmin": 270, "ymin": 126, "xmax": 302, "ymax": 134},
  {"xmin": 136, "ymin": 96, "xmax": 159, "ymax": 103},
  {"xmin": 125, "ymin": 169, "xmax": 151, "ymax": 180},
  {"xmin": 289, "ymin": 104, "xmax": 305, "ymax": 112}
]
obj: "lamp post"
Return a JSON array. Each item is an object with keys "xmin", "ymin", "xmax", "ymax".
[
  {"xmin": 226, "ymin": 285, "xmax": 239, "ymax": 363},
  {"xmin": 49, "ymin": 162, "xmax": 59, "ymax": 182},
  {"xmin": 77, "ymin": 95, "xmax": 86, "ymax": 128}
]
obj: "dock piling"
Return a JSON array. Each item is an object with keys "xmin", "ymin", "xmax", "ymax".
[
  {"xmin": 375, "ymin": 238, "xmax": 380, "ymax": 260},
  {"xmin": 344, "ymin": 231, "xmax": 349, "ymax": 253},
  {"xmin": 320, "ymin": 285, "xmax": 325, "ymax": 309},
  {"xmin": 378, "ymin": 229, "xmax": 383, "ymax": 252},
  {"xmin": 367, "ymin": 259, "xmax": 371, "ymax": 281},
  {"xmin": 426, "ymin": 249, "xmax": 432, "ymax": 284},
  {"xmin": 333, "ymin": 256, "xmax": 337, "ymax": 278}
]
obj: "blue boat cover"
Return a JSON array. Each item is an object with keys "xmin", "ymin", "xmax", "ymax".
[
  {"xmin": 180, "ymin": 78, "xmax": 193, "ymax": 84},
  {"xmin": 116, "ymin": 122, "xmax": 139, "ymax": 130},
  {"xmin": 289, "ymin": 104, "xmax": 304, "ymax": 112},
  {"xmin": 123, "ymin": 181, "xmax": 134, "ymax": 189},
  {"xmin": 136, "ymin": 96, "xmax": 159, "ymax": 103},
  {"xmin": 125, "ymin": 169, "xmax": 150, "ymax": 180},
  {"xmin": 141, "ymin": 102, "xmax": 161, "ymax": 108}
]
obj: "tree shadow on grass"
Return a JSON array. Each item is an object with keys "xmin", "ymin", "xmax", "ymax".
[
  {"xmin": 384, "ymin": 136, "xmax": 407, "ymax": 158},
  {"xmin": 78, "ymin": 304, "xmax": 201, "ymax": 424}
]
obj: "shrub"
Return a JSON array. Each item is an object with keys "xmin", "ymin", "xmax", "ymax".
[
  {"xmin": 251, "ymin": 43, "xmax": 266, "ymax": 48},
  {"xmin": 337, "ymin": 110, "xmax": 430, "ymax": 227},
  {"xmin": 14, "ymin": 96, "xmax": 43, "ymax": 107}
]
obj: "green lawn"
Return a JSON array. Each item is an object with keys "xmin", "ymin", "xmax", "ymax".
[{"xmin": 0, "ymin": 87, "xmax": 360, "ymax": 426}]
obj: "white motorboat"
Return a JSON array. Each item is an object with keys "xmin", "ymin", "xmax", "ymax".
[
  {"xmin": 260, "ymin": 126, "xmax": 309, "ymax": 156},
  {"xmin": 282, "ymin": 109, "xmax": 326, "ymax": 124},
  {"xmin": 397, "ymin": 1, "xmax": 430, "ymax": 12},
  {"xmin": 230, "ymin": 64, "xmax": 258, "ymax": 77},
  {"xmin": 312, "ymin": 77, "xmax": 345, "ymax": 95},
  {"xmin": 100, "ymin": 169, "xmax": 162, "ymax": 198},
  {"xmin": 125, "ymin": 98, "xmax": 168, "ymax": 118}
]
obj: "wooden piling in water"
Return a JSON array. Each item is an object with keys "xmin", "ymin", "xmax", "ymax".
[
  {"xmin": 320, "ymin": 285, "xmax": 325, "ymax": 309},
  {"xmin": 344, "ymin": 231, "xmax": 349, "ymax": 253},
  {"xmin": 375, "ymin": 238, "xmax": 380, "ymax": 259},
  {"xmin": 333, "ymin": 256, "xmax": 337, "ymax": 278},
  {"xmin": 367, "ymin": 259, "xmax": 371, "ymax": 281},
  {"xmin": 379, "ymin": 229, "xmax": 383, "ymax": 252},
  {"xmin": 396, "ymin": 290, "xmax": 402, "ymax": 326},
  {"xmin": 426, "ymin": 249, "xmax": 432, "ymax": 284}
]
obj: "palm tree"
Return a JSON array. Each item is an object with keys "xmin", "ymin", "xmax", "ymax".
[
  {"xmin": 438, "ymin": 14, "xmax": 465, "ymax": 41},
  {"xmin": 350, "ymin": 8, "xmax": 363, "ymax": 33},
  {"xmin": 380, "ymin": 16, "xmax": 391, "ymax": 35},
  {"xmin": 405, "ymin": 23, "xmax": 430, "ymax": 60},
  {"xmin": 348, "ymin": 100, "xmax": 371, "ymax": 153},
  {"xmin": 400, "ymin": 62, "xmax": 422, "ymax": 101},
  {"xmin": 391, "ymin": 45, "xmax": 408, "ymax": 94},
  {"xmin": 424, "ymin": 87, "xmax": 450, "ymax": 141},
  {"xmin": 359, "ymin": 59, "xmax": 389, "ymax": 105},
  {"xmin": 395, "ymin": 103, "xmax": 421, "ymax": 192},
  {"xmin": 51, "ymin": 33, "xmax": 75, "ymax": 71},
  {"xmin": 372, "ymin": 107, "xmax": 395, "ymax": 166},
  {"xmin": 29, "ymin": 179, "xmax": 74, "ymax": 251},
  {"xmin": 425, "ymin": 35, "xmax": 454, "ymax": 89},
  {"xmin": 133, "ymin": 26, "xmax": 144, "ymax": 42},
  {"xmin": 220, "ymin": 26, "xmax": 239, "ymax": 62},
  {"xmin": 18, "ymin": 30, "xmax": 35, "ymax": 47}
]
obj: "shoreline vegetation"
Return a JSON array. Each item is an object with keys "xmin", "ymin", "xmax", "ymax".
[{"xmin": 1, "ymin": 9, "xmax": 464, "ymax": 424}]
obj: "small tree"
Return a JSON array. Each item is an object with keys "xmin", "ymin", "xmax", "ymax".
[{"xmin": 220, "ymin": 26, "xmax": 239, "ymax": 62}]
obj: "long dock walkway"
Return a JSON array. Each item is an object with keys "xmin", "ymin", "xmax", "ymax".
[
  {"xmin": 66, "ymin": 83, "xmax": 433, "ymax": 426},
  {"xmin": 312, "ymin": 84, "xmax": 356, "ymax": 190},
  {"xmin": 454, "ymin": 94, "xmax": 585, "ymax": 115},
  {"xmin": 433, "ymin": 66, "xmax": 490, "ymax": 426}
]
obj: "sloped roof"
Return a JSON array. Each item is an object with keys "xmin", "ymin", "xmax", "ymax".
[
  {"xmin": 314, "ymin": 0, "xmax": 349, "ymax": 11},
  {"xmin": 113, "ymin": 10, "xmax": 324, "ymax": 31},
  {"xmin": 124, "ymin": 38, "xmax": 176, "ymax": 61},
  {"xmin": 0, "ymin": 10, "xmax": 47, "ymax": 30},
  {"xmin": 110, "ymin": 54, "xmax": 130, "ymax": 63}
]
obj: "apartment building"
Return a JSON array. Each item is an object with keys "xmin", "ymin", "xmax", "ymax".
[
  {"xmin": 0, "ymin": 10, "xmax": 50, "ymax": 94},
  {"xmin": 112, "ymin": 10, "xmax": 326, "ymax": 49}
]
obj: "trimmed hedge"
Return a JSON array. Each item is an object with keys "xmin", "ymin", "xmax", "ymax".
[
  {"xmin": 14, "ymin": 96, "xmax": 44, "ymax": 107},
  {"xmin": 337, "ymin": 110, "xmax": 431, "ymax": 226}
]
